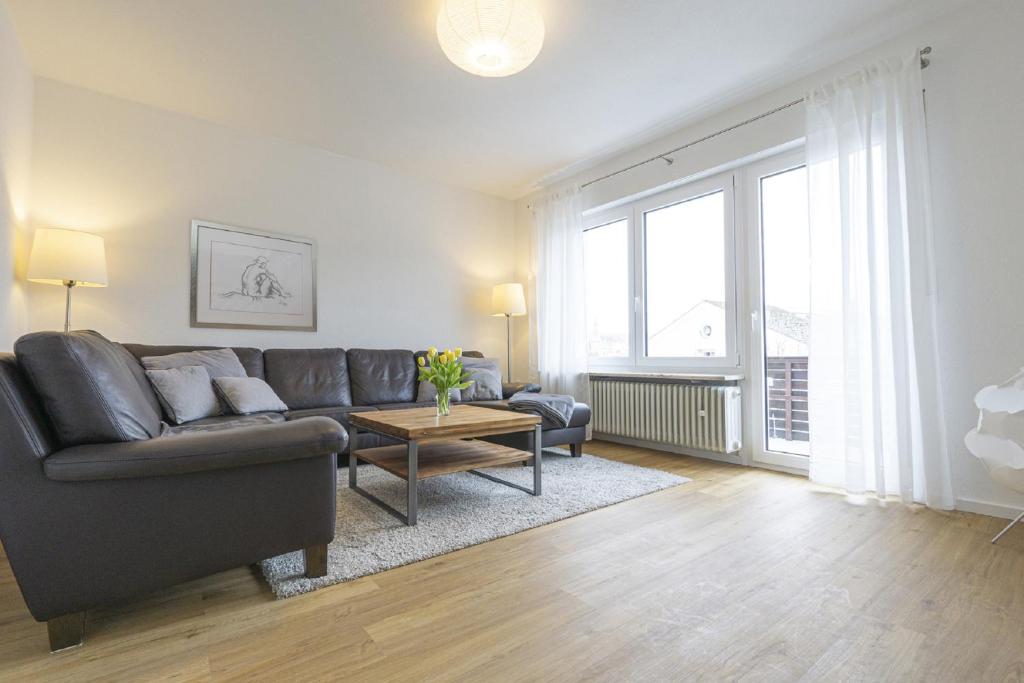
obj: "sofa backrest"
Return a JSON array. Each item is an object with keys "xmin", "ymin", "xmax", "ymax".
[
  {"xmin": 347, "ymin": 349, "xmax": 417, "ymax": 405},
  {"xmin": 15, "ymin": 331, "xmax": 164, "ymax": 447},
  {"xmin": 123, "ymin": 344, "xmax": 265, "ymax": 379},
  {"xmin": 264, "ymin": 348, "xmax": 352, "ymax": 409},
  {"xmin": 121, "ymin": 343, "xmax": 483, "ymax": 409}
]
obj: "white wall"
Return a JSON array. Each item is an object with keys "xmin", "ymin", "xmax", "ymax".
[
  {"xmin": 0, "ymin": 2, "xmax": 32, "ymax": 350},
  {"xmin": 28, "ymin": 79, "xmax": 516, "ymax": 357},
  {"xmin": 517, "ymin": 0, "xmax": 1024, "ymax": 515}
]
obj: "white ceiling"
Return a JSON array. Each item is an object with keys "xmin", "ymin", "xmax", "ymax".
[{"xmin": 7, "ymin": 0, "xmax": 965, "ymax": 198}]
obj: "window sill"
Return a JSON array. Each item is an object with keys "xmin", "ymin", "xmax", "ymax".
[{"xmin": 588, "ymin": 370, "xmax": 744, "ymax": 383}]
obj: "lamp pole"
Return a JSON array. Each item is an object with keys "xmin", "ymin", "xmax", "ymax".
[
  {"xmin": 505, "ymin": 313, "xmax": 513, "ymax": 380},
  {"xmin": 63, "ymin": 280, "xmax": 77, "ymax": 333}
]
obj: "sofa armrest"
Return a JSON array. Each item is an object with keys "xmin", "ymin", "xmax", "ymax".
[
  {"xmin": 502, "ymin": 382, "xmax": 541, "ymax": 399},
  {"xmin": 44, "ymin": 417, "xmax": 345, "ymax": 482}
]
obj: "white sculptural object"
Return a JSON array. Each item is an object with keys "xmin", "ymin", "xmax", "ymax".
[{"xmin": 965, "ymin": 368, "xmax": 1024, "ymax": 543}]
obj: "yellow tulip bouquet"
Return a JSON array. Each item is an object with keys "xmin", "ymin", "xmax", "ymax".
[{"xmin": 417, "ymin": 346, "xmax": 474, "ymax": 417}]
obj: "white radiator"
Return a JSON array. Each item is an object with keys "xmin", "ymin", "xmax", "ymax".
[{"xmin": 590, "ymin": 378, "xmax": 742, "ymax": 454}]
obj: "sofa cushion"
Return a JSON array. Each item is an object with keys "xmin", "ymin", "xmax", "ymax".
[
  {"xmin": 465, "ymin": 400, "xmax": 510, "ymax": 410},
  {"xmin": 283, "ymin": 405, "xmax": 394, "ymax": 452},
  {"xmin": 123, "ymin": 344, "xmax": 265, "ymax": 378},
  {"xmin": 141, "ymin": 348, "xmax": 248, "ymax": 379},
  {"xmin": 467, "ymin": 400, "xmax": 592, "ymax": 429},
  {"xmin": 213, "ymin": 377, "xmax": 289, "ymax": 415},
  {"xmin": 145, "ymin": 365, "xmax": 222, "ymax": 424},
  {"xmin": 264, "ymin": 348, "xmax": 351, "ymax": 408},
  {"xmin": 284, "ymin": 405, "xmax": 377, "ymax": 424},
  {"xmin": 113, "ymin": 342, "xmax": 165, "ymax": 417},
  {"xmin": 45, "ymin": 416, "xmax": 343, "ymax": 481},
  {"xmin": 347, "ymin": 349, "xmax": 417, "ymax": 405},
  {"xmin": 502, "ymin": 381, "xmax": 542, "ymax": 399},
  {"xmin": 162, "ymin": 412, "xmax": 285, "ymax": 435},
  {"xmin": 460, "ymin": 357, "xmax": 503, "ymax": 401},
  {"xmin": 14, "ymin": 330, "xmax": 163, "ymax": 446}
]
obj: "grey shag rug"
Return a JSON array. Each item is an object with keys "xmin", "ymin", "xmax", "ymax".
[{"xmin": 261, "ymin": 449, "xmax": 689, "ymax": 598}]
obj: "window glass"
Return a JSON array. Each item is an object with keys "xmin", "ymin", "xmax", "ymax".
[
  {"xmin": 643, "ymin": 191, "xmax": 726, "ymax": 358},
  {"xmin": 583, "ymin": 219, "xmax": 629, "ymax": 358}
]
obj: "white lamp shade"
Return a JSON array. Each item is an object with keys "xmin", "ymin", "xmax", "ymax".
[
  {"xmin": 27, "ymin": 228, "xmax": 108, "ymax": 287},
  {"xmin": 491, "ymin": 282, "xmax": 526, "ymax": 316},
  {"xmin": 436, "ymin": 0, "xmax": 545, "ymax": 78}
]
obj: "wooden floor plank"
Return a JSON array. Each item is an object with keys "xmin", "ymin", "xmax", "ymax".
[{"xmin": 1, "ymin": 440, "xmax": 1022, "ymax": 681}]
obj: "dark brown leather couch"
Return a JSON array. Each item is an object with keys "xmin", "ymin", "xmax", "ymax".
[
  {"xmin": 0, "ymin": 333, "xmax": 345, "ymax": 652},
  {"xmin": 123, "ymin": 344, "xmax": 590, "ymax": 460},
  {"xmin": 0, "ymin": 335, "xmax": 588, "ymax": 652}
]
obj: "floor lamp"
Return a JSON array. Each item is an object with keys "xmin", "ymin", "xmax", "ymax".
[
  {"xmin": 27, "ymin": 228, "xmax": 108, "ymax": 333},
  {"xmin": 491, "ymin": 283, "xmax": 526, "ymax": 380}
]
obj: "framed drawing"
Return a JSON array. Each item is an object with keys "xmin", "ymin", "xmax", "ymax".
[{"xmin": 190, "ymin": 220, "xmax": 317, "ymax": 331}]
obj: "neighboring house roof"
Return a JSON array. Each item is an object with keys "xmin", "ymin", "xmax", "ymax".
[
  {"xmin": 764, "ymin": 305, "xmax": 808, "ymax": 344},
  {"xmin": 649, "ymin": 300, "xmax": 808, "ymax": 343}
]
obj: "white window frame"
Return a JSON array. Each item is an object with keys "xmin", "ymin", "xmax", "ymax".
[
  {"xmin": 582, "ymin": 170, "xmax": 740, "ymax": 371},
  {"xmin": 635, "ymin": 172, "xmax": 739, "ymax": 369},
  {"xmin": 744, "ymin": 149, "xmax": 810, "ymax": 474}
]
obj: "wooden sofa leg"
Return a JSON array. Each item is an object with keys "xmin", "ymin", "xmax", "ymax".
[
  {"xmin": 569, "ymin": 443, "xmax": 582, "ymax": 457},
  {"xmin": 47, "ymin": 611, "xmax": 85, "ymax": 652},
  {"xmin": 304, "ymin": 544, "xmax": 328, "ymax": 578}
]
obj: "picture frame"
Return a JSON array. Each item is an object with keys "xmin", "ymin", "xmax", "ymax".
[{"xmin": 190, "ymin": 219, "xmax": 317, "ymax": 331}]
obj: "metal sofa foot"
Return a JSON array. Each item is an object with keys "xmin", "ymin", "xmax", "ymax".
[
  {"xmin": 304, "ymin": 543, "xmax": 329, "ymax": 578},
  {"xmin": 48, "ymin": 611, "xmax": 85, "ymax": 652}
]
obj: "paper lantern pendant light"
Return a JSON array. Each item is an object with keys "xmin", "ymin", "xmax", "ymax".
[{"xmin": 436, "ymin": 0, "xmax": 545, "ymax": 77}]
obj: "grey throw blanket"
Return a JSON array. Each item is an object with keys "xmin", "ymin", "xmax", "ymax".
[{"xmin": 508, "ymin": 391, "xmax": 575, "ymax": 428}]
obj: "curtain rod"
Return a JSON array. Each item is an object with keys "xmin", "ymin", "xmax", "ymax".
[{"xmin": 577, "ymin": 46, "xmax": 932, "ymax": 191}]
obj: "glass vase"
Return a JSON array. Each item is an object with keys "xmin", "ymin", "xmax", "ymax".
[{"xmin": 435, "ymin": 388, "xmax": 452, "ymax": 417}]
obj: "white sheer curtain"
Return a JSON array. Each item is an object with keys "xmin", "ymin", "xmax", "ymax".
[
  {"xmin": 805, "ymin": 50, "xmax": 954, "ymax": 508},
  {"xmin": 528, "ymin": 185, "xmax": 589, "ymax": 401}
]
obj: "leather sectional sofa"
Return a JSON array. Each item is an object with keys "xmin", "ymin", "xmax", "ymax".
[
  {"xmin": 123, "ymin": 343, "xmax": 592, "ymax": 457},
  {"xmin": 0, "ymin": 333, "xmax": 591, "ymax": 652}
]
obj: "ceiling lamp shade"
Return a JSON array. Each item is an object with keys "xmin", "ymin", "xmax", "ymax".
[
  {"xmin": 27, "ymin": 228, "xmax": 108, "ymax": 287},
  {"xmin": 436, "ymin": 0, "xmax": 545, "ymax": 78}
]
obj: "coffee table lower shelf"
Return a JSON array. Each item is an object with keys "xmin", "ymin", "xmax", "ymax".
[
  {"xmin": 355, "ymin": 440, "xmax": 530, "ymax": 479},
  {"xmin": 349, "ymin": 434, "xmax": 542, "ymax": 526}
]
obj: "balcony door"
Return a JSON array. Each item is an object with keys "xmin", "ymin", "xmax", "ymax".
[{"xmin": 747, "ymin": 151, "xmax": 811, "ymax": 472}]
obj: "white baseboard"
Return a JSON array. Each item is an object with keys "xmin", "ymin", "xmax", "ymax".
[
  {"xmin": 592, "ymin": 432, "xmax": 744, "ymax": 465},
  {"xmin": 956, "ymin": 497, "xmax": 1024, "ymax": 520},
  {"xmin": 593, "ymin": 435, "xmax": 1023, "ymax": 520}
]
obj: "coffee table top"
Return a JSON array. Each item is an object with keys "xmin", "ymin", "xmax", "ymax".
[{"xmin": 348, "ymin": 404, "xmax": 540, "ymax": 442}]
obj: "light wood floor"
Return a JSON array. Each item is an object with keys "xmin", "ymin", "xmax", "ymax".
[{"xmin": 2, "ymin": 441, "xmax": 1023, "ymax": 682}]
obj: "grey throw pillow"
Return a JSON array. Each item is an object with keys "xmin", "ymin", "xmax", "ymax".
[
  {"xmin": 416, "ymin": 381, "xmax": 461, "ymax": 403},
  {"xmin": 145, "ymin": 365, "xmax": 222, "ymax": 425},
  {"xmin": 142, "ymin": 348, "xmax": 248, "ymax": 378},
  {"xmin": 213, "ymin": 377, "xmax": 289, "ymax": 415},
  {"xmin": 460, "ymin": 357, "xmax": 503, "ymax": 401}
]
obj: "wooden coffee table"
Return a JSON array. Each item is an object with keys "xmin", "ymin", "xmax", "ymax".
[{"xmin": 347, "ymin": 404, "xmax": 542, "ymax": 526}]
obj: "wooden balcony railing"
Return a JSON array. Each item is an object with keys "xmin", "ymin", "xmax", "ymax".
[{"xmin": 766, "ymin": 356, "xmax": 808, "ymax": 443}]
